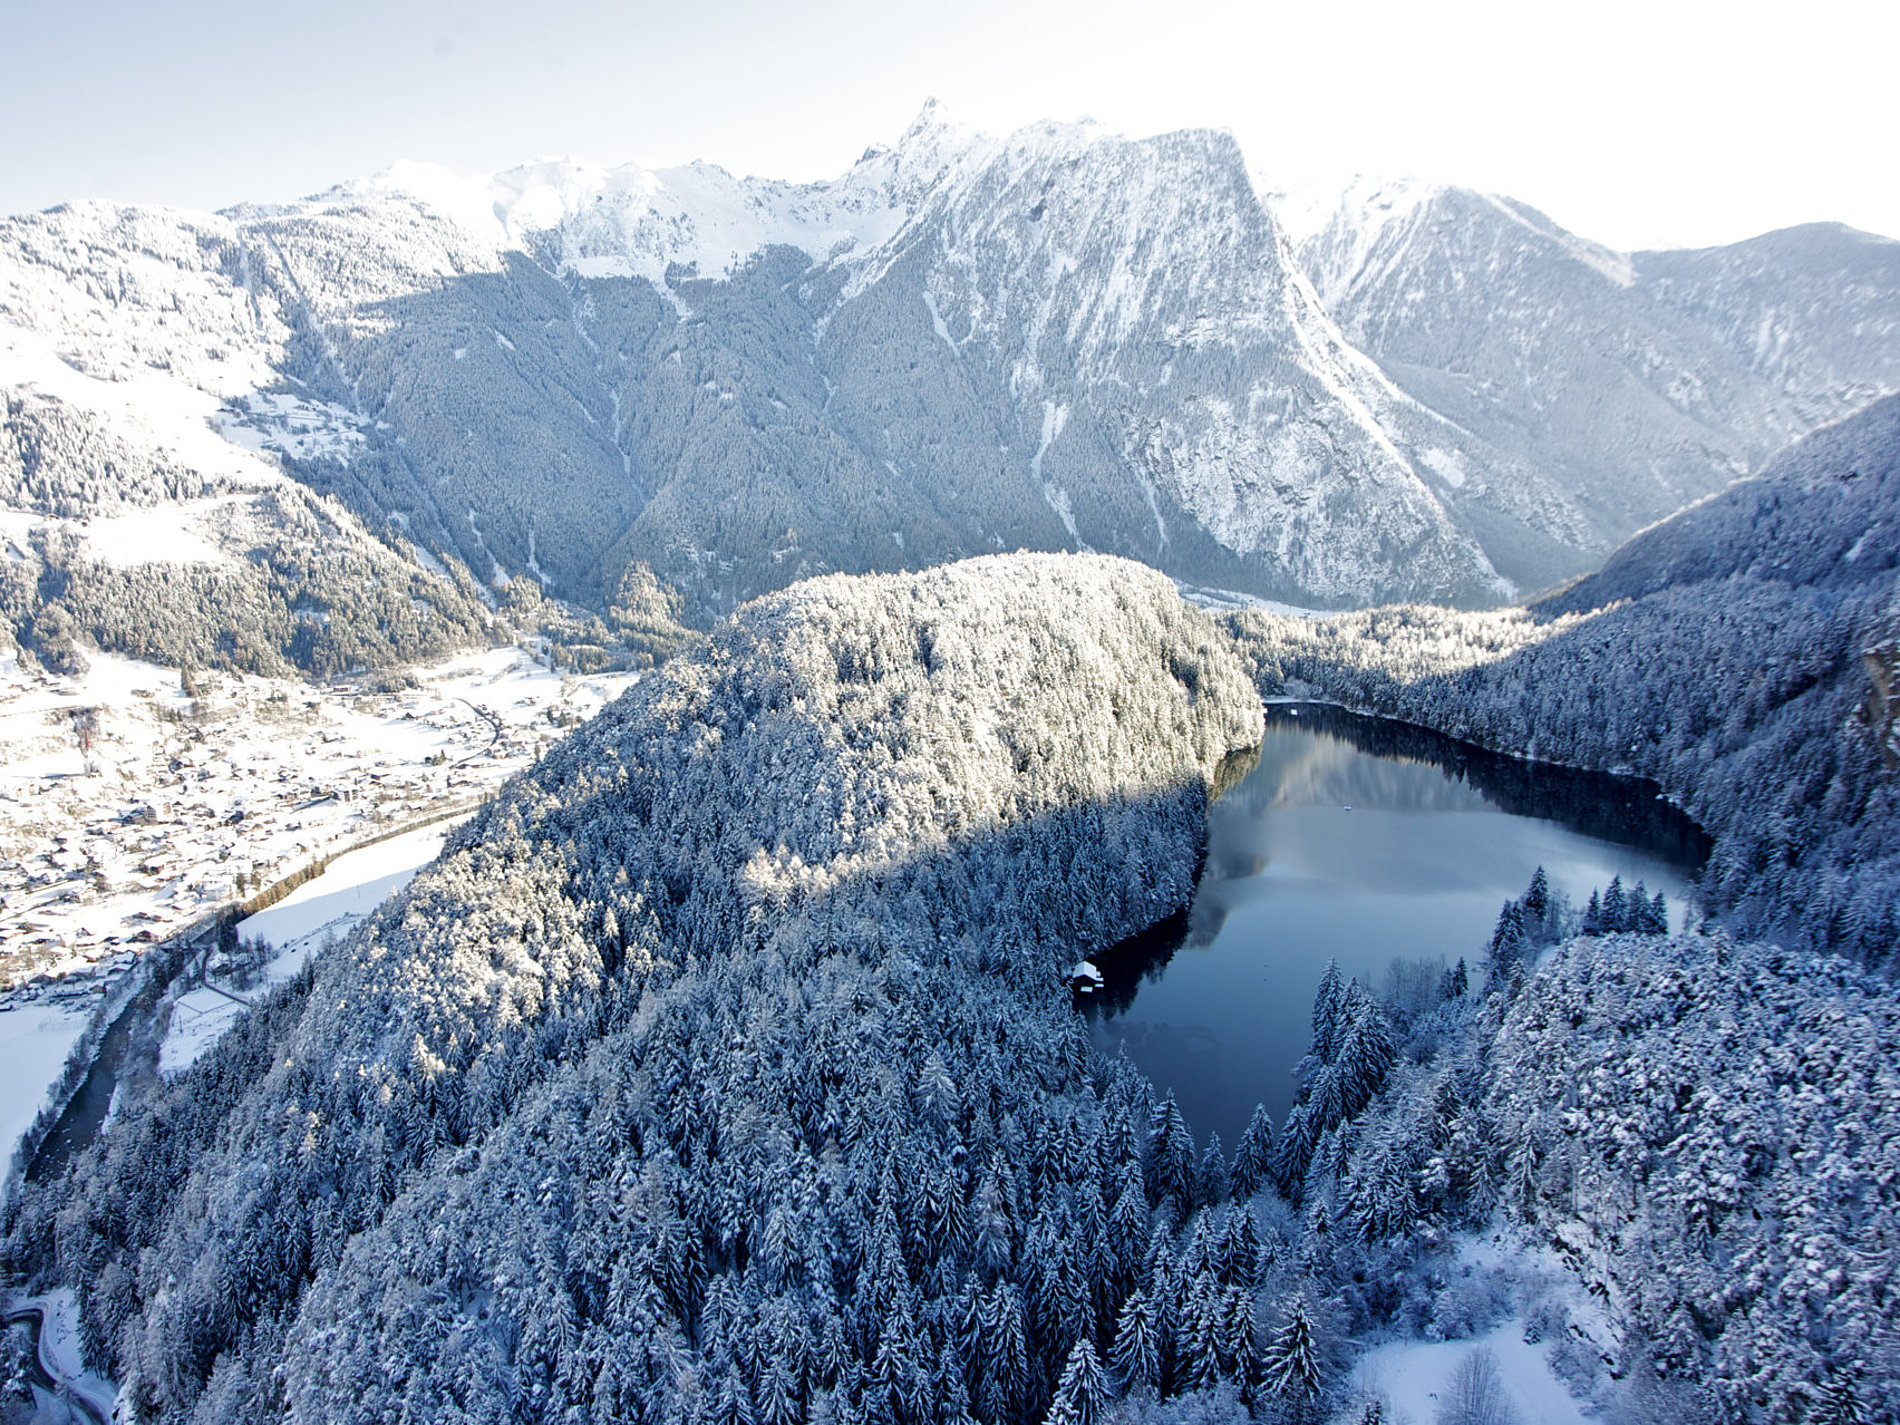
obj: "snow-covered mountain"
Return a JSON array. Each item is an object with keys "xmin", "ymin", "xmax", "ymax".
[
  {"xmin": 3, "ymin": 105, "xmax": 1898, "ymax": 657},
  {"xmin": 1286, "ymin": 175, "xmax": 1900, "ymax": 559}
]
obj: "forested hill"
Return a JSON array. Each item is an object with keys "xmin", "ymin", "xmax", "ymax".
[
  {"xmin": 7, "ymin": 554, "xmax": 1264, "ymax": 1423},
  {"xmin": 1224, "ymin": 396, "xmax": 1900, "ymax": 965},
  {"xmin": 1543, "ymin": 391, "xmax": 1900, "ymax": 610}
]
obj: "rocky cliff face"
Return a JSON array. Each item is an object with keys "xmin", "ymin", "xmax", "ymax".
[{"xmin": 1286, "ymin": 177, "xmax": 1900, "ymax": 578}]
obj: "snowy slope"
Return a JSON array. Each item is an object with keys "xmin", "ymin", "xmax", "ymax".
[
  {"xmin": 1285, "ymin": 177, "xmax": 1900, "ymax": 564},
  {"xmin": 4, "ymin": 107, "xmax": 1898, "ymax": 636}
]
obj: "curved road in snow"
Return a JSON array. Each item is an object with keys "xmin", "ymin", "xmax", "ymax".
[{"xmin": 2, "ymin": 1307, "xmax": 110, "ymax": 1425}]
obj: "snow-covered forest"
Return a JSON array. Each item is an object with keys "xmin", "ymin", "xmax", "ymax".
[
  {"xmin": 7, "ymin": 555, "xmax": 1277, "ymax": 1423},
  {"xmin": 4, "ymin": 521, "xmax": 1896, "ymax": 1422},
  {"xmin": 1226, "ymin": 395, "xmax": 1900, "ymax": 967}
]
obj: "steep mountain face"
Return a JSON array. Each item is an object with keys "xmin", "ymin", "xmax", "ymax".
[
  {"xmin": 1287, "ymin": 178, "xmax": 1900, "ymax": 571},
  {"xmin": 1545, "ymin": 391, "xmax": 1900, "ymax": 611},
  {"xmin": 4, "ymin": 110, "xmax": 1898, "ymax": 646}
]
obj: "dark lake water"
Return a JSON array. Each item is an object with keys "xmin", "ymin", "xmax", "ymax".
[{"xmin": 1083, "ymin": 704, "xmax": 1710, "ymax": 1147}]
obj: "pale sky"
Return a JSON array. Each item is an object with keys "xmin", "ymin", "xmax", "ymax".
[{"xmin": 3, "ymin": 0, "xmax": 1894, "ymax": 251}]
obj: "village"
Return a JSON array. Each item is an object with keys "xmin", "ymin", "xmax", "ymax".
[{"xmin": 0, "ymin": 643, "xmax": 642, "ymax": 1003}]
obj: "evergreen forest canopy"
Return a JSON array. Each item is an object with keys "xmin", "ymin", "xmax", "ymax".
[
  {"xmin": 9, "ymin": 555, "xmax": 1271, "ymax": 1422},
  {"xmin": 5, "ymin": 523, "xmax": 1898, "ymax": 1422}
]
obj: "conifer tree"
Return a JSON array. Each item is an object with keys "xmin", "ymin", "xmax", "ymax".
[
  {"xmin": 1521, "ymin": 866, "xmax": 1551, "ymax": 941},
  {"xmin": 1602, "ymin": 875, "xmax": 1628, "ymax": 932},
  {"xmin": 1582, "ymin": 889, "xmax": 1603, "ymax": 934},
  {"xmin": 1261, "ymin": 1295, "xmax": 1323, "ymax": 1422},
  {"xmin": 1486, "ymin": 900, "xmax": 1527, "ymax": 989},
  {"xmin": 1107, "ymin": 1290, "xmax": 1160, "ymax": 1397},
  {"xmin": 1045, "ymin": 1338, "xmax": 1109, "ymax": 1425},
  {"xmin": 1232, "ymin": 1106, "xmax": 1274, "ymax": 1200},
  {"xmin": 1310, "ymin": 960, "xmax": 1348, "ymax": 1065}
]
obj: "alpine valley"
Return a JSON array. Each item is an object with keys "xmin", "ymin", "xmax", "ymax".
[{"xmin": 3, "ymin": 105, "xmax": 1900, "ymax": 1425}]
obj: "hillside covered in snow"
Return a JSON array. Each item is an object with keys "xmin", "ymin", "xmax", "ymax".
[
  {"xmin": 6, "ymin": 554, "xmax": 1265, "ymax": 1423},
  {"xmin": 8, "ymin": 544, "xmax": 1893, "ymax": 1424},
  {"xmin": 3, "ymin": 104, "xmax": 1897, "ymax": 658}
]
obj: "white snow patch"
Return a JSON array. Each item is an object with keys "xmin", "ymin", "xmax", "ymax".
[
  {"xmin": 80, "ymin": 498, "xmax": 238, "ymax": 568},
  {"xmin": 161, "ymin": 819, "xmax": 468, "ymax": 1076},
  {"xmin": 368, "ymin": 148, "xmax": 922, "ymax": 288},
  {"xmin": 922, "ymin": 290, "xmax": 958, "ymax": 354},
  {"xmin": 216, "ymin": 391, "xmax": 367, "ymax": 465},
  {"xmin": 1350, "ymin": 1228, "xmax": 1616, "ymax": 1425},
  {"xmin": 157, "ymin": 986, "xmax": 247, "ymax": 1077},
  {"xmin": 1352, "ymin": 1320, "xmax": 1593, "ymax": 1425},
  {"xmin": 0, "ymin": 324, "xmax": 285, "ymax": 492},
  {"xmin": 1419, "ymin": 446, "xmax": 1469, "ymax": 489},
  {"xmin": 1174, "ymin": 582, "xmax": 1322, "ymax": 616},
  {"xmin": 238, "ymin": 819, "xmax": 465, "ymax": 955},
  {"xmin": 1030, "ymin": 401, "xmax": 1084, "ymax": 543},
  {"xmin": 0, "ymin": 1002, "xmax": 89, "ymax": 1172}
]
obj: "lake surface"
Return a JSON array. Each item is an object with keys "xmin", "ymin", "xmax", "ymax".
[{"xmin": 1083, "ymin": 704, "xmax": 1710, "ymax": 1147}]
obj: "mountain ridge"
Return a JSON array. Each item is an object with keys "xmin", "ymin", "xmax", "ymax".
[{"xmin": 2, "ymin": 106, "xmax": 1897, "ymax": 662}]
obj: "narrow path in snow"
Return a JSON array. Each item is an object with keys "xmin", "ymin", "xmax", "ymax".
[{"xmin": 1, "ymin": 1307, "xmax": 110, "ymax": 1425}]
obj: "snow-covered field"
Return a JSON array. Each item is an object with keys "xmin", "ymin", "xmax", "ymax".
[
  {"xmin": 0, "ymin": 644, "xmax": 638, "ymax": 996},
  {"xmin": 157, "ymin": 819, "xmax": 469, "ymax": 1077},
  {"xmin": 1352, "ymin": 1323, "xmax": 1592, "ymax": 1425},
  {"xmin": 1347, "ymin": 1230, "xmax": 1616, "ymax": 1424}
]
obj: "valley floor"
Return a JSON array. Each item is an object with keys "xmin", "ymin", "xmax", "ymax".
[
  {"xmin": 0, "ymin": 644, "xmax": 640, "ymax": 997},
  {"xmin": 0, "ymin": 643, "xmax": 642, "ymax": 1186}
]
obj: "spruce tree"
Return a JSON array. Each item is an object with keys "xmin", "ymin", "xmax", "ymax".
[
  {"xmin": 1045, "ymin": 1338, "xmax": 1109, "ymax": 1425},
  {"xmin": 1602, "ymin": 875, "xmax": 1628, "ymax": 932},
  {"xmin": 1108, "ymin": 1290, "xmax": 1160, "ymax": 1396},
  {"xmin": 1232, "ymin": 1105, "xmax": 1274, "ymax": 1200},
  {"xmin": 1310, "ymin": 960, "xmax": 1348, "ymax": 1065},
  {"xmin": 1522, "ymin": 865, "xmax": 1551, "ymax": 941},
  {"xmin": 1261, "ymin": 1296, "xmax": 1323, "ymax": 1421},
  {"xmin": 1582, "ymin": 889, "xmax": 1603, "ymax": 935},
  {"xmin": 1486, "ymin": 900, "xmax": 1527, "ymax": 989}
]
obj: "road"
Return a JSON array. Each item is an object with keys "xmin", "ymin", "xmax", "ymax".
[{"xmin": 2, "ymin": 1306, "xmax": 110, "ymax": 1425}]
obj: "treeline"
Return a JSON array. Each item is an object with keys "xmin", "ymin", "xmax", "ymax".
[
  {"xmin": 0, "ymin": 385, "xmax": 698, "ymax": 680},
  {"xmin": 6, "ymin": 486, "xmax": 492, "ymax": 678}
]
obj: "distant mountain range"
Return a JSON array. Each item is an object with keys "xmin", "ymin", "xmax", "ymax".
[{"xmin": 2, "ymin": 103, "xmax": 1896, "ymax": 662}]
